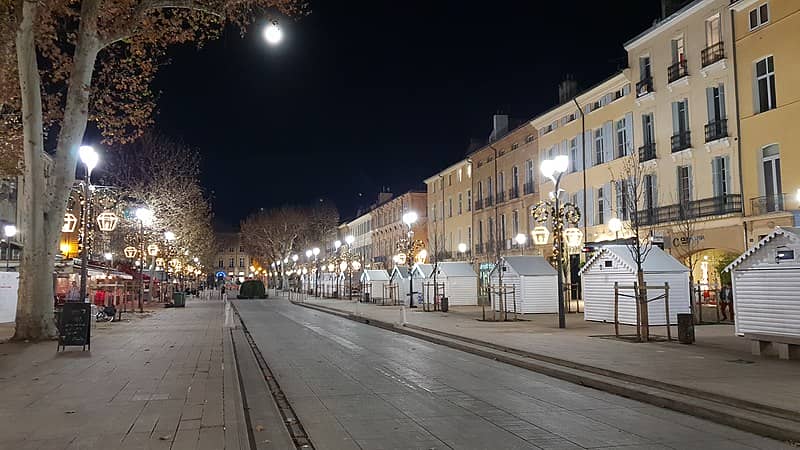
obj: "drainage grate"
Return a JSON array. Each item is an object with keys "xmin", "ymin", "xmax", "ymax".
[{"xmin": 233, "ymin": 304, "xmax": 315, "ymax": 450}]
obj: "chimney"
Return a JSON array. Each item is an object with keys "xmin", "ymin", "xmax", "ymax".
[
  {"xmin": 489, "ymin": 113, "xmax": 509, "ymax": 143},
  {"xmin": 661, "ymin": 0, "xmax": 690, "ymax": 18},
  {"xmin": 558, "ymin": 75, "xmax": 578, "ymax": 104}
]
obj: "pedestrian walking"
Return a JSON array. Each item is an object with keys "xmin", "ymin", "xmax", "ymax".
[
  {"xmin": 720, "ymin": 284, "xmax": 734, "ymax": 322},
  {"xmin": 220, "ymin": 284, "xmax": 226, "ymax": 300}
]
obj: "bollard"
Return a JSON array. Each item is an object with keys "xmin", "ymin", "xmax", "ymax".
[
  {"xmin": 401, "ymin": 305, "xmax": 407, "ymax": 326},
  {"xmin": 677, "ymin": 313, "xmax": 695, "ymax": 344}
]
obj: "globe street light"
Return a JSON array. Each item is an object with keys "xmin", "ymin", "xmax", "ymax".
[
  {"xmin": 3, "ymin": 225, "xmax": 17, "ymax": 271},
  {"xmin": 400, "ymin": 211, "xmax": 419, "ymax": 308},
  {"xmin": 458, "ymin": 242, "xmax": 468, "ymax": 260},
  {"xmin": 164, "ymin": 231, "xmax": 176, "ymax": 241},
  {"xmin": 515, "ymin": 233, "xmax": 527, "ymax": 256},
  {"xmin": 263, "ymin": 22, "xmax": 283, "ymax": 45},
  {"xmin": 533, "ymin": 155, "xmax": 580, "ymax": 329},
  {"xmin": 608, "ymin": 217, "xmax": 623, "ymax": 240},
  {"xmin": 134, "ymin": 207, "xmax": 153, "ymax": 312}
]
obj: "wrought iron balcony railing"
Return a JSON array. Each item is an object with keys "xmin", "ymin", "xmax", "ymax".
[
  {"xmin": 701, "ymin": 41, "xmax": 725, "ymax": 67},
  {"xmin": 671, "ymin": 130, "xmax": 692, "ymax": 152},
  {"xmin": 668, "ymin": 60, "xmax": 688, "ymax": 83},
  {"xmin": 639, "ymin": 142, "xmax": 657, "ymax": 162},
  {"xmin": 750, "ymin": 194, "xmax": 788, "ymax": 216},
  {"xmin": 635, "ymin": 194, "xmax": 742, "ymax": 225},
  {"xmin": 636, "ymin": 77, "xmax": 654, "ymax": 97},
  {"xmin": 705, "ymin": 119, "xmax": 728, "ymax": 142}
]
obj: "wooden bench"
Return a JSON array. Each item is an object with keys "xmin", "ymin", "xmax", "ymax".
[{"xmin": 746, "ymin": 333, "xmax": 800, "ymax": 360}]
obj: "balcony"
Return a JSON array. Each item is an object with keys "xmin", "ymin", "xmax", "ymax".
[
  {"xmin": 671, "ymin": 130, "xmax": 692, "ymax": 153},
  {"xmin": 667, "ymin": 60, "xmax": 688, "ymax": 83},
  {"xmin": 474, "ymin": 243, "xmax": 484, "ymax": 255},
  {"xmin": 639, "ymin": 142, "xmax": 657, "ymax": 162},
  {"xmin": 496, "ymin": 191, "xmax": 506, "ymax": 203},
  {"xmin": 750, "ymin": 194, "xmax": 788, "ymax": 216},
  {"xmin": 705, "ymin": 119, "xmax": 728, "ymax": 142},
  {"xmin": 474, "ymin": 199, "xmax": 483, "ymax": 210},
  {"xmin": 523, "ymin": 182, "xmax": 536, "ymax": 195},
  {"xmin": 701, "ymin": 42, "xmax": 725, "ymax": 67},
  {"xmin": 485, "ymin": 195, "xmax": 494, "ymax": 207},
  {"xmin": 508, "ymin": 187, "xmax": 520, "ymax": 200},
  {"xmin": 636, "ymin": 77, "xmax": 654, "ymax": 98},
  {"xmin": 635, "ymin": 194, "xmax": 742, "ymax": 226}
]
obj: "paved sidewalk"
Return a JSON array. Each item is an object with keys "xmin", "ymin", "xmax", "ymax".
[
  {"xmin": 295, "ymin": 296, "xmax": 800, "ymax": 416},
  {"xmin": 0, "ymin": 299, "xmax": 245, "ymax": 449}
]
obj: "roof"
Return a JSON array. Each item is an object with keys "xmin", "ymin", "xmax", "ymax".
[
  {"xmin": 412, "ymin": 263, "xmax": 434, "ymax": 278},
  {"xmin": 435, "ymin": 262, "xmax": 477, "ymax": 278},
  {"xmin": 361, "ymin": 269, "xmax": 390, "ymax": 281},
  {"xmin": 624, "ymin": 0, "xmax": 706, "ymax": 50},
  {"xmin": 724, "ymin": 227, "xmax": 800, "ymax": 272},
  {"xmin": 390, "ymin": 266, "xmax": 409, "ymax": 279},
  {"xmin": 495, "ymin": 256, "xmax": 557, "ymax": 277},
  {"xmin": 579, "ymin": 245, "xmax": 689, "ymax": 276}
]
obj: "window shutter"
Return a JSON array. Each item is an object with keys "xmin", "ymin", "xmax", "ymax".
[
  {"xmin": 586, "ymin": 188, "xmax": 595, "ymax": 226},
  {"xmin": 724, "ymin": 155, "xmax": 731, "ymax": 197},
  {"xmin": 562, "ymin": 139, "xmax": 568, "ymax": 157},
  {"xmin": 575, "ymin": 133, "xmax": 584, "ymax": 171},
  {"xmin": 719, "ymin": 84, "xmax": 727, "ymax": 119},
  {"xmin": 603, "ymin": 182, "xmax": 612, "ymax": 224},
  {"xmin": 577, "ymin": 189, "xmax": 585, "ymax": 227},
  {"xmin": 625, "ymin": 112, "xmax": 634, "ymax": 155},
  {"xmin": 585, "ymin": 130, "xmax": 594, "ymax": 167},
  {"xmin": 603, "ymin": 121, "xmax": 613, "ymax": 163},
  {"xmin": 651, "ymin": 175, "xmax": 659, "ymax": 210},
  {"xmin": 687, "ymin": 165, "xmax": 694, "ymax": 201},
  {"xmin": 712, "ymin": 157, "xmax": 721, "ymax": 197},
  {"xmin": 671, "ymin": 102, "xmax": 680, "ymax": 134}
]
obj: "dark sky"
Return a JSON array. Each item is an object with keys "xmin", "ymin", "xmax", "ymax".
[{"xmin": 153, "ymin": 0, "xmax": 663, "ymax": 226}]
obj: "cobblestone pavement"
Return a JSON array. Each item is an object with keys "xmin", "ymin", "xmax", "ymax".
[
  {"xmin": 235, "ymin": 299, "xmax": 793, "ymax": 450},
  {"xmin": 0, "ymin": 299, "xmax": 246, "ymax": 450}
]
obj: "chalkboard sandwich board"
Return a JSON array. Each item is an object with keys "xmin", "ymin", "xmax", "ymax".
[{"xmin": 58, "ymin": 302, "xmax": 91, "ymax": 351}]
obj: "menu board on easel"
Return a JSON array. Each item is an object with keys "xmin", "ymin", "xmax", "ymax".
[{"xmin": 58, "ymin": 302, "xmax": 91, "ymax": 351}]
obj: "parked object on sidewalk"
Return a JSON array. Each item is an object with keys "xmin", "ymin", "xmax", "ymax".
[
  {"xmin": 678, "ymin": 313, "xmax": 695, "ymax": 344},
  {"xmin": 489, "ymin": 256, "xmax": 558, "ymax": 314},
  {"xmin": 95, "ymin": 304, "xmax": 116, "ymax": 322},
  {"xmin": 724, "ymin": 227, "xmax": 800, "ymax": 359},
  {"xmin": 360, "ymin": 270, "xmax": 390, "ymax": 302},
  {"xmin": 410, "ymin": 263, "xmax": 434, "ymax": 297},
  {"xmin": 172, "ymin": 291, "xmax": 187, "ymax": 307},
  {"xmin": 0, "ymin": 271, "xmax": 19, "ymax": 323},
  {"xmin": 389, "ymin": 266, "xmax": 411, "ymax": 304},
  {"xmin": 431, "ymin": 262, "xmax": 478, "ymax": 306},
  {"xmin": 58, "ymin": 302, "xmax": 91, "ymax": 351},
  {"xmin": 237, "ymin": 280, "xmax": 267, "ymax": 299},
  {"xmin": 579, "ymin": 245, "xmax": 690, "ymax": 326}
]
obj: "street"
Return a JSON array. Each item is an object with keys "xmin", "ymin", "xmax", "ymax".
[{"xmin": 233, "ymin": 299, "xmax": 789, "ymax": 450}]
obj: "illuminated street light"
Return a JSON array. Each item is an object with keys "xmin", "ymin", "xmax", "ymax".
[
  {"xmin": 608, "ymin": 217, "xmax": 623, "ymax": 239},
  {"xmin": 79, "ymin": 145, "xmax": 99, "ymax": 177},
  {"xmin": 334, "ymin": 240, "xmax": 342, "ymax": 250},
  {"xmin": 345, "ymin": 235, "xmax": 355, "ymax": 246},
  {"xmin": 263, "ymin": 22, "xmax": 283, "ymax": 45},
  {"xmin": 402, "ymin": 211, "xmax": 418, "ymax": 226},
  {"xmin": 164, "ymin": 231, "xmax": 176, "ymax": 241}
]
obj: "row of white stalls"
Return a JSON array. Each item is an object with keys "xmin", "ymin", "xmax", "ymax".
[
  {"xmin": 388, "ymin": 262, "xmax": 480, "ymax": 306},
  {"xmin": 487, "ymin": 248, "xmax": 691, "ymax": 326}
]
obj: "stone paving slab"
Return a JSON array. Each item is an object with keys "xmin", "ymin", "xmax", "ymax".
[
  {"xmin": 0, "ymin": 299, "xmax": 250, "ymax": 449},
  {"xmin": 297, "ymin": 296, "xmax": 800, "ymax": 415}
]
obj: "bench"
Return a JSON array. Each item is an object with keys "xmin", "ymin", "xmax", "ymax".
[{"xmin": 746, "ymin": 333, "xmax": 800, "ymax": 360}]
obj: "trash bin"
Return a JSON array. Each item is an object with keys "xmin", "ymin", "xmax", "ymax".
[
  {"xmin": 172, "ymin": 292, "xmax": 186, "ymax": 308},
  {"xmin": 441, "ymin": 297, "xmax": 449, "ymax": 313},
  {"xmin": 677, "ymin": 313, "xmax": 694, "ymax": 344}
]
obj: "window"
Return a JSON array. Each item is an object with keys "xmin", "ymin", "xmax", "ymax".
[
  {"xmin": 706, "ymin": 84, "xmax": 726, "ymax": 122},
  {"xmin": 512, "ymin": 210, "xmax": 520, "ymax": 237},
  {"xmin": 228, "ymin": 247, "xmax": 234, "ymax": 253},
  {"xmin": 597, "ymin": 187, "xmax": 605, "ymax": 225},
  {"xmin": 762, "ymin": 144, "xmax": 782, "ymax": 209},
  {"xmin": 239, "ymin": 246, "xmax": 244, "ymax": 253},
  {"xmin": 477, "ymin": 182, "xmax": 483, "ymax": 205},
  {"xmin": 466, "ymin": 190, "xmax": 472, "ymax": 211},
  {"xmin": 615, "ymin": 118, "xmax": 627, "ymax": 158},
  {"xmin": 525, "ymin": 134, "xmax": 535, "ymax": 143},
  {"xmin": 755, "ymin": 56, "xmax": 777, "ymax": 113},
  {"xmin": 448, "ymin": 174, "xmax": 452, "ymax": 186},
  {"xmin": 511, "ymin": 166, "xmax": 519, "ymax": 197},
  {"xmin": 642, "ymin": 113, "xmax": 655, "ymax": 145},
  {"xmin": 488, "ymin": 217, "xmax": 494, "ymax": 243},
  {"xmin": 525, "ymin": 159, "xmax": 535, "ymax": 192},
  {"xmin": 228, "ymin": 258, "xmax": 234, "ymax": 268},
  {"xmin": 749, "ymin": 3, "xmax": 769, "ymax": 30},
  {"xmin": 500, "ymin": 214, "xmax": 507, "ymax": 241},
  {"xmin": 457, "ymin": 168, "xmax": 463, "ymax": 182},
  {"xmin": 677, "ymin": 165, "xmax": 692, "ymax": 205},
  {"xmin": 672, "ymin": 99, "xmax": 691, "ymax": 151},
  {"xmin": 705, "ymin": 14, "xmax": 721, "ymax": 47},
  {"xmin": 487, "ymin": 177, "xmax": 493, "ymax": 201},
  {"xmin": 568, "ymin": 138, "xmax": 578, "ymax": 172},
  {"xmin": 644, "ymin": 174, "xmax": 657, "ymax": 211},
  {"xmin": 594, "ymin": 128, "xmax": 604, "ymax": 164},
  {"xmin": 616, "ymin": 180, "xmax": 629, "ymax": 221},
  {"xmin": 218, "ymin": 259, "xmax": 224, "ymax": 268},
  {"xmin": 478, "ymin": 220, "xmax": 484, "ymax": 246},
  {"xmin": 239, "ymin": 257, "xmax": 245, "ymax": 268},
  {"xmin": 639, "ymin": 55, "xmax": 652, "ymax": 80},
  {"xmin": 671, "ymin": 35, "xmax": 686, "ymax": 65},
  {"xmin": 712, "ymin": 156, "xmax": 730, "ymax": 198},
  {"xmin": 432, "ymin": 204, "xmax": 437, "ymax": 222},
  {"xmin": 458, "ymin": 193, "xmax": 463, "ymax": 215},
  {"xmin": 498, "ymin": 172, "xmax": 505, "ymax": 198},
  {"xmin": 511, "ymin": 143, "xmax": 519, "ymax": 150},
  {"xmin": 448, "ymin": 197, "xmax": 453, "ymax": 217}
]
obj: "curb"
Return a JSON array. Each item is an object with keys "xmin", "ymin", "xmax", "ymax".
[{"xmin": 292, "ymin": 300, "xmax": 800, "ymax": 444}]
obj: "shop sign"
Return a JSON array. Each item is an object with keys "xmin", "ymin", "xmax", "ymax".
[{"xmin": 672, "ymin": 235, "xmax": 705, "ymax": 247}]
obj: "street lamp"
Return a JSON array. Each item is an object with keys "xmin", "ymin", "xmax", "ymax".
[
  {"xmin": 399, "ymin": 211, "xmax": 420, "ymax": 308},
  {"xmin": 135, "ymin": 207, "xmax": 153, "ymax": 312},
  {"xmin": 263, "ymin": 21, "xmax": 283, "ymax": 45},
  {"xmin": 3, "ymin": 225, "xmax": 17, "ymax": 271},
  {"xmin": 164, "ymin": 231, "xmax": 176, "ymax": 241},
  {"xmin": 458, "ymin": 242, "xmax": 468, "ymax": 260},
  {"xmin": 515, "ymin": 233, "xmax": 527, "ymax": 256},
  {"xmin": 78, "ymin": 145, "xmax": 99, "ymax": 304},
  {"xmin": 608, "ymin": 217, "xmax": 623, "ymax": 240},
  {"xmin": 312, "ymin": 247, "xmax": 321, "ymax": 296},
  {"xmin": 533, "ymin": 155, "xmax": 580, "ymax": 329}
]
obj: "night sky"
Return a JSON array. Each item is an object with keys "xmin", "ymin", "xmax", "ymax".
[{"xmin": 153, "ymin": 0, "xmax": 663, "ymax": 226}]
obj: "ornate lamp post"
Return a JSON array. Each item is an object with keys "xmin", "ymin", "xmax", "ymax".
[
  {"xmin": 78, "ymin": 145, "xmax": 99, "ymax": 304},
  {"xmin": 608, "ymin": 217, "xmax": 623, "ymax": 240},
  {"xmin": 397, "ymin": 211, "xmax": 423, "ymax": 308},
  {"xmin": 457, "ymin": 242, "xmax": 467, "ymax": 261},
  {"xmin": 135, "ymin": 207, "xmax": 154, "ymax": 312},
  {"xmin": 3, "ymin": 225, "xmax": 17, "ymax": 271},
  {"xmin": 532, "ymin": 155, "xmax": 581, "ymax": 329},
  {"xmin": 515, "ymin": 233, "xmax": 527, "ymax": 256}
]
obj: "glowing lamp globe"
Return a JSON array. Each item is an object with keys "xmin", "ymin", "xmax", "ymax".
[
  {"xmin": 402, "ymin": 211, "xmax": 418, "ymax": 226},
  {"xmin": 608, "ymin": 217, "xmax": 623, "ymax": 234},
  {"xmin": 515, "ymin": 233, "xmax": 527, "ymax": 246},
  {"xmin": 305, "ymin": 249, "xmax": 312, "ymax": 258},
  {"xmin": 458, "ymin": 243, "xmax": 467, "ymax": 253},
  {"xmin": 351, "ymin": 260, "xmax": 361, "ymax": 271},
  {"xmin": 345, "ymin": 235, "xmax": 355, "ymax": 246},
  {"xmin": 263, "ymin": 23, "xmax": 283, "ymax": 45}
]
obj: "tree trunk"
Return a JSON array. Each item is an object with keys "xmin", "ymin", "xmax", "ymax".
[
  {"xmin": 13, "ymin": 0, "xmax": 101, "ymax": 339},
  {"xmin": 637, "ymin": 268, "xmax": 649, "ymax": 342},
  {"xmin": 13, "ymin": 1, "xmax": 58, "ymax": 340}
]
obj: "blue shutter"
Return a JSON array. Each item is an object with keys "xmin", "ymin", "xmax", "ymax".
[
  {"xmin": 586, "ymin": 188, "xmax": 595, "ymax": 226},
  {"xmin": 712, "ymin": 157, "xmax": 721, "ymax": 197},
  {"xmin": 603, "ymin": 121, "xmax": 613, "ymax": 163},
  {"xmin": 719, "ymin": 84, "xmax": 727, "ymax": 119},
  {"xmin": 625, "ymin": 112, "xmax": 634, "ymax": 156},
  {"xmin": 585, "ymin": 130, "xmax": 594, "ymax": 168},
  {"xmin": 575, "ymin": 133, "xmax": 584, "ymax": 171}
]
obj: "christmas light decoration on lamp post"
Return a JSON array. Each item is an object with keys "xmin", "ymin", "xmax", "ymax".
[
  {"xmin": 532, "ymin": 154, "xmax": 581, "ymax": 329},
  {"xmin": 397, "ymin": 211, "xmax": 423, "ymax": 308},
  {"xmin": 78, "ymin": 145, "xmax": 99, "ymax": 304},
  {"xmin": 124, "ymin": 246, "xmax": 137, "ymax": 259},
  {"xmin": 95, "ymin": 212, "xmax": 119, "ymax": 232},
  {"xmin": 62, "ymin": 213, "xmax": 78, "ymax": 233}
]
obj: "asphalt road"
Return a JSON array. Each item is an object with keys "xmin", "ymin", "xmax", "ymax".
[{"xmin": 233, "ymin": 299, "xmax": 790, "ymax": 450}]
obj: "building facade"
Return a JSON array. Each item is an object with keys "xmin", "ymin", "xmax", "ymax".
[
  {"xmin": 370, "ymin": 191, "xmax": 427, "ymax": 269},
  {"xmin": 345, "ymin": 212, "xmax": 373, "ymax": 266},
  {"xmin": 730, "ymin": 0, "xmax": 800, "ymax": 243},
  {"xmin": 214, "ymin": 232, "xmax": 253, "ymax": 281},
  {"xmin": 424, "ymin": 159, "xmax": 473, "ymax": 262}
]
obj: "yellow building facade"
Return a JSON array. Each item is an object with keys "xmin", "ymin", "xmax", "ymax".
[
  {"xmin": 731, "ymin": 0, "xmax": 800, "ymax": 243},
  {"xmin": 424, "ymin": 159, "xmax": 473, "ymax": 261}
]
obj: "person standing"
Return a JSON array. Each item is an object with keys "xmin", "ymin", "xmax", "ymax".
[
  {"xmin": 220, "ymin": 284, "xmax": 226, "ymax": 300},
  {"xmin": 720, "ymin": 284, "xmax": 734, "ymax": 322},
  {"xmin": 66, "ymin": 281, "xmax": 80, "ymax": 302}
]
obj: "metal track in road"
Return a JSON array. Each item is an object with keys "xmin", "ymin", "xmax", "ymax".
[{"xmin": 233, "ymin": 303, "xmax": 315, "ymax": 450}]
